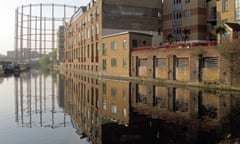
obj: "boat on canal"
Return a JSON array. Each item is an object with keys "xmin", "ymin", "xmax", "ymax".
[{"xmin": 0, "ymin": 65, "xmax": 4, "ymax": 76}]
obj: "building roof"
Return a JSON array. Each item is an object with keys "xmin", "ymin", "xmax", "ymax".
[
  {"xmin": 225, "ymin": 22, "xmax": 240, "ymax": 31},
  {"xmin": 102, "ymin": 31, "xmax": 153, "ymax": 39}
]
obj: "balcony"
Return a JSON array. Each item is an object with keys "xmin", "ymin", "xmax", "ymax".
[
  {"xmin": 172, "ymin": 19, "xmax": 182, "ymax": 26},
  {"xmin": 207, "ymin": 14, "xmax": 216, "ymax": 25},
  {"xmin": 173, "ymin": 4, "xmax": 181, "ymax": 11},
  {"xmin": 207, "ymin": 7, "xmax": 217, "ymax": 25}
]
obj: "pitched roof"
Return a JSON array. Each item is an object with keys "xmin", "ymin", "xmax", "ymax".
[{"xmin": 225, "ymin": 22, "xmax": 240, "ymax": 31}]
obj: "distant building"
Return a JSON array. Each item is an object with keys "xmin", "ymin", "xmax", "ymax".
[
  {"xmin": 57, "ymin": 26, "xmax": 65, "ymax": 63},
  {"xmin": 7, "ymin": 48, "xmax": 40, "ymax": 61}
]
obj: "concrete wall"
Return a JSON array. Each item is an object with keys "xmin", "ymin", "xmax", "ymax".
[{"xmin": 131, "ymin": 46, "xmax": 226, "ymax": 84}]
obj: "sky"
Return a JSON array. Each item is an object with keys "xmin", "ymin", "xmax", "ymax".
[{"xmin": 0, "ymin": 0, "xmax": 90, "ymax": 55}]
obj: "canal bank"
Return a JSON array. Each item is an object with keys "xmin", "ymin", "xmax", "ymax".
[{"xmin": 57, "ymin": 66, "xmax": 240, "ymax": 92}]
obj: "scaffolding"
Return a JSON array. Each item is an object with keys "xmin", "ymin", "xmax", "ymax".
[{"xmin": 14, "ymin": 3, "xmax": 78, "ymax": 62}]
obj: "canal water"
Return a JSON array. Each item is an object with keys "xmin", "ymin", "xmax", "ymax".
[{"xmin": 0, "ymin": 69, "xmax": 240, "ymax": 144}]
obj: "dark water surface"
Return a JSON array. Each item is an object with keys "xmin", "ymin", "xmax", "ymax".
[
  {"xmin": 0, "ymin": 70, "xmax": 89, "ymax": 144},
  {"xmin": 1, "ymin": 69, "xmax": 240, "ymax": 144}
]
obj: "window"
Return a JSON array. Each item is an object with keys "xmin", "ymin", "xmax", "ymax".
[
  {"xmin": 155, "ymin": 58, "xmax": 166, "ymax": 67},
  {"xmin": 222, "ymin": 0, "xmax": 228, "ymax": 12},
  {"xmin": 122, "ymin": 58, "xmax": 127, "ymax": 67},
  {"xmin": 122, "ymin": 90, "xmax": 127, "ymax": 101},
  {"xmin": 102, "ymin": 97, "xmax": 107, "ymax": 110},
  {"xmin": 177, "ymin": 58, "xmax": 189, "ymax": 68},
  {"xmin": 111, "ymin": 105, "xmax": 117, "ymax": 113},
  {"xmin": 132, "ymin": 39, "xmax": 138, "ymax": 48},
  {"xmin": 87, "ymin": 28, "xmax": 90, "ymax": 39},
  {"xmin": 123, "ymin": 108, "xmax": 127, "ymax": 117},
  {"xmin": 102, "ymin": 83, "xmax": 107, "ymax": 95},
  {"xmin": 87, "ymin": 45, "xmax": 90, "ymax": 58},
  {"xmin": 96, "ymin": 23, "xmax": 99, "ymax": 34},
  {"xmin": 236, "ymin": 0, "xmax": 240, "ymax": 20},
  {"xmin": 111, "ymin": 41, "xmax": 117, "ymax": 50},
  {"xmin": 102, "ymin": 43, "xmax": 106, "ymax": 55},
  {"xmin": 185, "ymin": 10, "xmax": 191, "ymax": 19},
  {"xmin": 102, "ymin": 59, "xmax": 107, "ymax": 70},
  {"xmin": 111, "ymin": 88, "xmax": 117, "ymax": 97},
  {"xmin": 111, "ymin": 58, "xmax": 117, "ymax": 67},
  {"xmin": 138, "ymin": 59, "xmax": 147, "ymax": 66},
  {"xmin": 203, "ymin": 57, "xmax": 218, "ymax": 68},
  {"xmin": 185, "ymin": 0, "xmax": 190, "ymax": 3},
  {"xmin": 123, "ymin": 40, "xmax": 127, "ymax": 49}
]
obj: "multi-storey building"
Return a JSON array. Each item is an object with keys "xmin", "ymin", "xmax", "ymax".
[
  {"xmin": 216, "ymin": 0, "xmax": 237, "ymax": 23},
  {"xmin": 163, "ymin": 0, "xmax": 214, "ymax": 42},
  {"xmin": 207, "ymin": 0, "xmax": 217, "ymax": 41},
  {"xmin": 57, "ymin": 26, "xmax": 65, "ymax": 63},
  {"xmin": 216, "ymin": 0, "xmax": 240, "ymax": 40},
  {"xmin": 64, "ymin": 0, "xmax": 163, "ymax": 74}
]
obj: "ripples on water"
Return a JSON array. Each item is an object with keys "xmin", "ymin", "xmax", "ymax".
[{"xmin": 0, "ymin": 69, "xmax": 240, "ymax": 144}]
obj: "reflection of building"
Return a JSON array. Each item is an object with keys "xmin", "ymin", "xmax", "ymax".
[
  {"xmin": 64, "ymin": 72, "xmax": 131, "ymax": 144},
  {"xmin": 130, "ymin": 82, "xmax": 238, "ymax": 127},
  {"xmin": 63, "ymin": 71, "xmax": 240, "ymax": 144},
  {"xmin": 57, "ymin": 74, "xmax": 65, "ymax": 108},
  {"xmin": 100, "ymin": 79, "xmax": 130, "ymax": 125}
]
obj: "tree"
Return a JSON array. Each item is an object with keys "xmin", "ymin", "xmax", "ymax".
[
  {"xmin": 212, "ymin": 24, "xmax": 226, "ymax": 44},
  {"xmin": 39, "ymin": 54, "xmax": 50, "ymax": 67},
  {"xmin": 217, "ymin": 40, "xmax": 240, "ymax": 85},
  {"xmin": 182, "ymin": 27, "xmax": 190, "ymax": 43},
  {"xmin": 166, "ymin": 32, "xmax": 174, "ymax": 44}
]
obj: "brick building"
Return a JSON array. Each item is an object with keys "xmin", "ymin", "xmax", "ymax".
[
  {"xmin": 216, "ymin": 0, "xmax": 240, "ymax": 40},
  {"xmin": 217, "ymin": 0, "xmax": 238, "ymax": 23},
  {"xmin": 64, "ymin": 0, "xmax": 163, "ymax": 74},
  {"xmin": 163, "ymin": 0, "xmax": 217, "ymax": 42},
  {"xmin": 131, "ymin": 46, "xmax": 228, "ymax": 84},
  {"xmin": 100, "ymin": 31, "xmax": 152, "ymax": 77}
]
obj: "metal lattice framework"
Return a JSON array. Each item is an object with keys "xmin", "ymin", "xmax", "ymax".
[{"xmin": 15, "ymin": 4, "xmax": 78, "ymax": 62}]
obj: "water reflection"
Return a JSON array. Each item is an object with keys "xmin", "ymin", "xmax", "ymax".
[
  {"xmin": 14, "ymin": 70, "xmax": 68, "ymax": 129},
  {"xmin": 63, "ymin": 72, "xmax": 240, "ymax": 144}
]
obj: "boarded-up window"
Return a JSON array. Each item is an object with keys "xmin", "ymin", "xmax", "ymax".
[
  {"xmin": 203, "ymin": 57, "xmax": 218, "ymax": 68},
  {"xmin": 138, "ymin": 59, "xmax": 147, "ymax": 66},
  {"xmin": 177, "ymin": 58, "xmax": 189, "ymax": 67},
  {"xmin": 155, "ymin": 58, "xmax": 166, "ymax": 67}
]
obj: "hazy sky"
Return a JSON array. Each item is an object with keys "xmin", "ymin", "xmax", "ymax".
[{"xmin": 0, "ymin": 0, "xmax": 90, "ymax": 55}]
